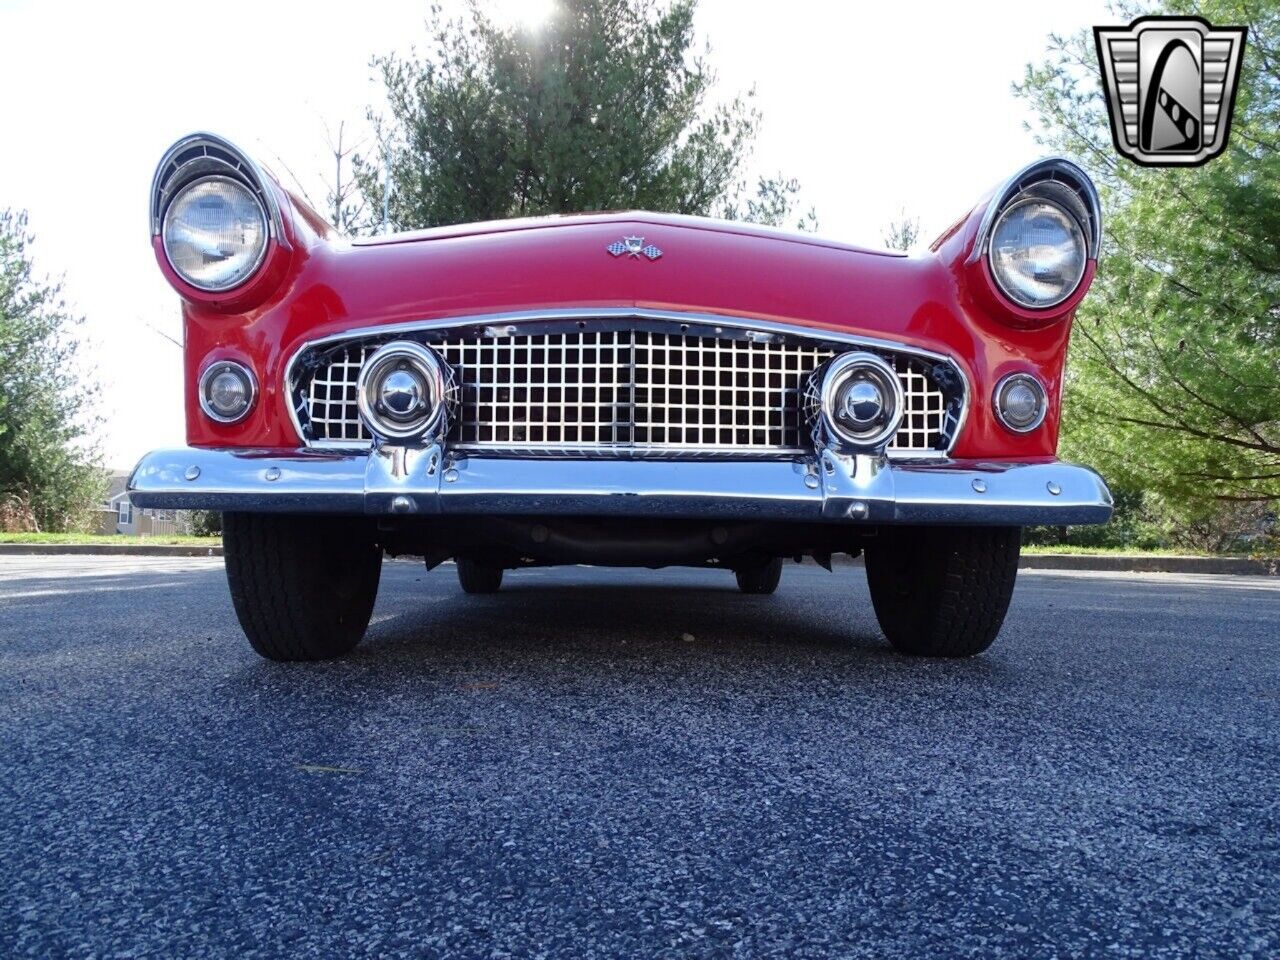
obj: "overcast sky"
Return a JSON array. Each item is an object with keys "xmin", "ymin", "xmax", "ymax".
[{"xmin": 0, "ymin": 0, "xmax": 1112, "ymax": 469}]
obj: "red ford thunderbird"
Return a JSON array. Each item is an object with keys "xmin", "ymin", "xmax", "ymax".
[{"xmin": 129, "ymin": 133, "xmax": 1112, "ymax": 661}]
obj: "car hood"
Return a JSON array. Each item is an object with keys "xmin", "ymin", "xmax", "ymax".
[
  {"xmin": 279, "ymin": 210, "xmax": 956, "ymax": 354},
  {"xmin": 349, "ymin": 210, "xmax": 905, "ymax": 260}
]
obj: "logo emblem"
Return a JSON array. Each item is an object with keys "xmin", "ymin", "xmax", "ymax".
[
  {"xmin": 607, "ymin": 236, "xmax": 662, "ymax": 260},
  {"xmin": 1095, "ymin": 16, "xmax": 1247, "ymax": 167}
]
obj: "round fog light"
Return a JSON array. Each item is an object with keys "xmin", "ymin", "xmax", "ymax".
[
  {"xmin": 994, "ymin": 373, "xmax": 1047, "ymax": 432},
  {"xmin": 199, "ymin": 360, "xmax": 256, "ymax": 423},
  {"xmin": 839, "ymin": 378, "xmax": 887, "ymax": 431},
  {"xmin": 820, "ymin": 352, "xmax": 904, "ymax": 451},
  {"xmin": 357, "ymin": 341, "xmax": 448, "ymax": 441},
  {"xmin": 378, "ymin": 366, "xmax": 428, "ymax": 421}
]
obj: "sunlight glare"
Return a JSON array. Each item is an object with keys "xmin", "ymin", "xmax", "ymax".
[{"xmin": 488, "ymin": 0, "xmax": 558, "ymax": 31}]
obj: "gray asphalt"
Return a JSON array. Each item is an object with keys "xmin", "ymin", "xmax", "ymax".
[{"xmin": 1, "ymin": 556, "xmax": 1277, "ymax": 958}]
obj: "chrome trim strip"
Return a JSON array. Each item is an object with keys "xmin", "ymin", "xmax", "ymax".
[
  {"xmin": 285, "ymin": 308, "xmax": 963, "ymax": 365},
  {"xmin": 128, "ymin": 446, "xmax": 1112, "ymax": 526},
  {"xmin": 281, "ymin": 308, "xmax": 971, "ymax": 459},
  {"xmin": 290, "ymin": 440, "xmax": 954, "ymax": 463}
]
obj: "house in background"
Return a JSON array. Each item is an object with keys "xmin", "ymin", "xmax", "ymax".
[{"xmin": 97, "ymin": 471, "xmax": 193, "ymax": 536}]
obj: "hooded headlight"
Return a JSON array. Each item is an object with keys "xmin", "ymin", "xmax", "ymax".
[
  {"xmin": 988, "ymin": 198, "xmax": 1087, "ymax": 309},
  {"xmin": 161, "ymin": 176, "xmax": 268, "ymax": 291}
]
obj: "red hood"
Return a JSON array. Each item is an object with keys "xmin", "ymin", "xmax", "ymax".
[{"xmin": 261, "ymin": 210, "xmax": 946, "ymax": 352}]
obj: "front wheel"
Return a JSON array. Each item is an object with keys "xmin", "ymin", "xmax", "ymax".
[
  {"xmin": 457, "ymin": 557, "xmax": 504, "ymax": 594},
  {"xmin": 223, "ymin": 513, "xmax": 382, "ymax": 661},
  {"xmin": 864, "ymin": 526, "xmax": 1020, "ymax": 658},
  {"xmin": 734, "ymin": 557, "xmax": 783, "ymax": 594}
]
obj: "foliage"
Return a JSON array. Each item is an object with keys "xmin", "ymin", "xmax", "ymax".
[
  {"xmin": 0, "ymin": 210, "xmax": 104, "ymax": 532},
  {"xmin": 1014, "ymin": 0, "xmax": 1279, "ymax": 545},
  {"xmin": 355, "ymin": 0, "xmax": 813, "ymax": 231},
  {"xmin": 189, "ymin": 510, "xmax": 223, "ymax": 537},
  {"xmin": 881, "ymin": 211, "xmax": 921, "ymax": 252},
  {"xmin": 324, "ymin": 121, "xmax": 368, "ymax": 234},
  {"xmin": 0, "ymin": 532, "xmax": 219, "ymax": 546}
]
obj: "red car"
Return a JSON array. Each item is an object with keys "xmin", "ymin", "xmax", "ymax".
[{"xmin": 130, "ymin": 133, "xmax": 1112, "ymax": 661}]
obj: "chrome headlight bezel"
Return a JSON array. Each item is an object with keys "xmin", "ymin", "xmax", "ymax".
[{"xmin": 160, "ymin": 175, "xmax": 270, "ymax": 293}]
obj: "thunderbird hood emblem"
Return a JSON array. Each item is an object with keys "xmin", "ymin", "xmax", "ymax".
[{"xmin": 607, "ymin": 235, "xmax": 662, "ymax": 260}]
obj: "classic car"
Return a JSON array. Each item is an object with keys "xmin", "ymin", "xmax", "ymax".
[{"xmin": 129, "ymin": 133, "xmax": 1112, "ymax": 661}]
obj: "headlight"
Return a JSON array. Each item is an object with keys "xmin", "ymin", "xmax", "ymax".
[
  {"xmin": 357, "ymin": 341, "xmax": 450, "ymax": 441},
  {"xmin": 988, "ymin": 198, "xmax": 1087, "ymax": 309},
  {"xmin": 819, "ymin": 352, "xmax": 904, "ymax": 451},
  {"xmin": 199, "ymin": 360, "xmax": 257, "ymax": 423},
  {"xmin": 994, "ymin": 373, "xmax": 1048, "ymax": 433},
  {"xmin": 162, "ymin": 176, "xmax": 268, "ymax": 291}
]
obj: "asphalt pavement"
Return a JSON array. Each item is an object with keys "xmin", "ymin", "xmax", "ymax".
[{"xmin": 1, "ymin": 555, "xmax": 1277, "ymax": 958}]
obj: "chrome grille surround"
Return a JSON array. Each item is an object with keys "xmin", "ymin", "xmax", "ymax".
[{"xmin": 287, "ymin": 311, "xmax": 967, "ymax": 458}]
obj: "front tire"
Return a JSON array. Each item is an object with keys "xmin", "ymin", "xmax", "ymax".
[
  {"xmin": 457, "ymin": 557, "xmax": 504, "ymax": 593},
  {"xmin": 864, "ymin": 526, "xmax": 1020, "ymax": 658},
  {"xmin": 735, "ymin": 557, "xmax": 783, "ymax": 594},
  {"xmin": 223, "ymin": 513, "xmax": 382, "ymax": 661}
]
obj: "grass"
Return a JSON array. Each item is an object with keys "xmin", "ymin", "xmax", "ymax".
[
  {"xmin": 0, "ymin": 532, "xmax": 220, "ymax": 546},
  {"xmin": 1021, "ymin": 544, "xmax": 1244, "ymax": 558}
]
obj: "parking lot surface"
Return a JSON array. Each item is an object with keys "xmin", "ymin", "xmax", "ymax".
[{"xmin": 2, "ymin": 555, "xmax": 1277, "ymax": 958}]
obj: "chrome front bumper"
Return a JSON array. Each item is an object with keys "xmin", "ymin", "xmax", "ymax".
[{"xmin": 128, "ymin": 446, "xmax": 1113, "ymax": 526}]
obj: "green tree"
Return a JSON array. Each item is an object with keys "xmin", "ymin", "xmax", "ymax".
[
  {"xmin": 881, "ymin": 210, "xmax": 921, "ymax": 252},
  {"xmin": 188, "ymin": 510, "xmax": 222, "ymax": 537},
  {"xmin": 1015, "ymin": 0, "xmax": 1278, "ymax": 549},
  {"xmin": 0, "ymin": 210, "xmax": 104, "ymax": 532},
  {"xmin": 356, "ymin": 0, "xmax": 813, "ymax": 231}
]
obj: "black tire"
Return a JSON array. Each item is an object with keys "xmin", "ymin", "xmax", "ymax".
[
  {"xmin": 457, "ymin": 557, "xmax": 503, "ymax": 594},
  {"xmin": 222, "ymin": 513, "xmax": 382, "ymax": 661},
  {"xmin": 864, "ymin": 526, "xmax": 1020, "ymax": 658},
  {"xmin": 735, "ymin": 556, "xmax": 783, "ymax": 594}
]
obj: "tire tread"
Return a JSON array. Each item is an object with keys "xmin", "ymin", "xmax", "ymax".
[
  {"xmin": 223, "ymin": 513, "xmax": 381, "ymax": 661},
  {"xmin": 865, "ymin": 526, "xmax": 1020, "ymax": 657}
]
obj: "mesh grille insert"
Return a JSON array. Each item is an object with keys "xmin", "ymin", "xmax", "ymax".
[{"xmin": 294, "ymin": 325, "xmax": 960, "ymax": 455}]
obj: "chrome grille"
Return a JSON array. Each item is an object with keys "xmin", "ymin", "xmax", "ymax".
[
  {"xmin": 439, "ymin": 332, "xmax": 641, "ymax": 446},
  {"xmin": 303, "ymin": 345, "xmax": 367, "ymax": 443},
  {"xmin": 431, "ymin": 330, "xmax": 828, "ymax": 449},
  {"xmin": 293, "ymin": 324, "xmax": 960, "ymax": 456}
]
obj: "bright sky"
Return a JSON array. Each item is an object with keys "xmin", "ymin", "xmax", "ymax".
[{"xmin": 0, "ymin": 0, "xmax": 1111, "ymax": 470}]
